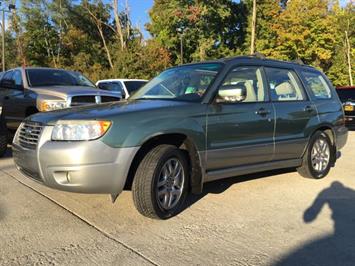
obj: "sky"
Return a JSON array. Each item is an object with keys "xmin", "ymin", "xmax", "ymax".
[{"xmin": 129, "ymin": 0, "xmax": 153, "ymax": 38}]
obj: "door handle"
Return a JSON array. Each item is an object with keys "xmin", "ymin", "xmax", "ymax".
[
  {"xmin": 304, "ymin": 105, "xmax": 314, "ymax": 113},
  {"xmin": 255, "ymin": 108, "xmax": 270, "ymax": 116}
]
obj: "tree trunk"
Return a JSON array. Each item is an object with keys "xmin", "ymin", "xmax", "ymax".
[
  {"xmin": 345, "ymin": 30, "xmax": 353, "ymax": 86},
  {"xmin": 113, "ymin": 0, "xmax": 125, "ymax": 50},
  {"xmin": 250, "ymin": 0, "xmax": 257, "ymax": 54},
  {"xmin": 84, "ymin": 4, "xmax": 114, "ymax": 69}
]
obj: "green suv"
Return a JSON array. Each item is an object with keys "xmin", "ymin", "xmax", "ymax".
[{"xmin": 13, "ymin": 56, "xmax": 348, "ymax": 219}]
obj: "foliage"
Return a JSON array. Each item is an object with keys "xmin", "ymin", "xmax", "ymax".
[
  {"xmin": 147, "ymin": 0, "xmax": 248, "ymax": 63},
  {"xmin": 1, "ymin": 0, "xmax": 354, "ymax": 86}
]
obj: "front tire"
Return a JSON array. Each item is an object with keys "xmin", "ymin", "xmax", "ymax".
[
  {"xmin": 132, "ymin": 145, "xmax": 189, "ymax": 219},
  {"xmin": 297, "ymin": 131, "xmax": 334, "ymax": 179}
]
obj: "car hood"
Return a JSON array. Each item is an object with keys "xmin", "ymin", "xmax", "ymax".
[
  {"xmin": 28, "ymin": 99, "xmax": 202, "ymax": 125},
  {"xmin": 30, "ymin": 85, "xmax": 120, "ymax": 99}
]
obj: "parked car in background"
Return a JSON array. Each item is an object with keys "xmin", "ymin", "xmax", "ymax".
[
  {"xmin": 336, "ymin": 86, "xmax": 355, "ymax": 128},
  {"xmin": 13, "ymin": 56, "xmax": 348, "ymax": 219},
  {"xmin": 0, "ymin": 67, "xmax": 121, "ymax": 156},
  {"xmin": 96, "ymin": 79, "xmax": 148, "ymax": 99}
]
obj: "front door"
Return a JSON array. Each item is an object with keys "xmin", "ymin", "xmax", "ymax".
[{"xmin": 206, "ymin": 66, "xmax": 275, "ymax": 172}]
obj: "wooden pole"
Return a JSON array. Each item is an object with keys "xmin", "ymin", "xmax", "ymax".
[
  {"xmin": 250, "ymin": 0, "xmax": 257, "ymax": 54},
  {"xmin": 345, "ymin": 29, "xmax": 353, "ymax": 86}
]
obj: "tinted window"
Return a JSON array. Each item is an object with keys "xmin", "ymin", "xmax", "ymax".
[
  {"xmin": 301, "ymin": 71, "xmax": 332, "ymax": 99},
  {"xmin": 131, "ymin": 63, "xmax": 222, "ymax": 102},
  {"xmin": 1, "ymin": 70, "xmax": 13, "ymax": 88},
  {"xmin": 26, "ymin": 69, "xmax": 95, "ymax": 88},
  {"xmin": 265, "ymin": 68, "xmax": 306, "ymax": 101},
  {"xmin": 218, "ymin": 66, "xmax": 267, "ymax": 103},
  {"xmin": 98, "ymin": 82, "xmax": 125, "ymax": 96},
  {"xmin": 124, "ymin": 81, "xmax": 147, "ymax": 94},
  {"xmin": 336, "ymin": 89, "xmax": 355, "ymax": 102},
  {"xmin": 13, "ymin": 70, "xmax": 23, "ymax": 87},
  {"xmin": 2, "ymin": 71, "xmax": 13, "ymax": 81}
]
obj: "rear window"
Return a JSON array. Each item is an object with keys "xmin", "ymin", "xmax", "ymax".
[
  {"xmin": 124, "ymin": 81, "xmax": 147, "ymax": 94},
  {"xmin": 336, "ymin": 89, "xmax": 355, "ymax": 102},
  {"xmin": 301, "ymin": 71, "xmax": 332, "ymax": 99}
]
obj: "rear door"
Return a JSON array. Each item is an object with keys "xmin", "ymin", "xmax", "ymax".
[
  {"xmin": 206, "ymin": 65, "xmax": 275, "ymax": 173},
  {"xmin": 265, "ymin": 67, "xmax": 318, "ymax": 161}
]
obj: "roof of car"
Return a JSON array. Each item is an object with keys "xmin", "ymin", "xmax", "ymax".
[
  {"xmin": 337, "ymin": 86, "xmax": 355, "ymax": 90},
  {"xmin": 96, "ymin": 79, "xmax": 148, "ymax": 83},
  {"xmin": 19, "ymin": 67, "xmax": 66, "ymax": 70},
  {"xmin": 174, "ymin": 55, "xmax": 317, "ymax": 70}
]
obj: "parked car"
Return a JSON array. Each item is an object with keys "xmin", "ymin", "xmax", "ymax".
[
  {"xmin": 0, "ymin": 67, "xmax": 122, "ymax": 156},
  {"xmin": 13, "ymin": 56, "xmax": 348, "ymax": 219},
  {"xmin": 96, "ymin": 79, "xmax": 148, "ymax": 99},
  {"xmin": 336, "ymin": 86, "xmax": 355, "ymax": 128}
]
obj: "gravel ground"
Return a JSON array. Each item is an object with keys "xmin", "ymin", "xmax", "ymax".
[{"xmin": 0, "ymin": 131, "xmax": 354, "ymax": 266}]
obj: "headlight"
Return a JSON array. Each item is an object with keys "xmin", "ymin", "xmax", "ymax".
[
  {"xmin": 38, "ymin": 100, "xmax": 68, "ymax": 112},
  {"xmin": 52, "ymin": 120, "xmax": 112, "ymax": 141}
]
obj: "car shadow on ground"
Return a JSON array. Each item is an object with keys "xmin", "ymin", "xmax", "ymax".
[
  {"xmin": 0, "ymin": 146, "xmax": 12, "ymax": 159},
  {"xmin": 183, "ymin": 168, "xmax": 295, "ymax": 211},
  {"xmin": 274, "ymin": 181, "xmax": 355, "ymax": 266}
]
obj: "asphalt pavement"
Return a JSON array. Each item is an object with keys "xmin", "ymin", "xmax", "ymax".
[{"xmin": 1, "ymin": 131, "xmax": 355, "ymax": 265}]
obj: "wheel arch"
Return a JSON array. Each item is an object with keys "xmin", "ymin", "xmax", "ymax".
[
  {"xmin": 302, "ymin": 124, "xmax": 336, "ymax": 158},
  {"xmin": 124, "ymin": 132, "xmax": 204, "ymax": 195}
]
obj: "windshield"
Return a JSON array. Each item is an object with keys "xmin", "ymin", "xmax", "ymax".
[
  {"xmin": 26, "ymin": 69, "xmax": 96, "ymax": 88},
  {"xmin": 130, "ymin": 63, "xmax": 223, "ymax": 102},
  {"xmin": 336, "ymin": 89, "xmax": 355, "ymax": 102}
]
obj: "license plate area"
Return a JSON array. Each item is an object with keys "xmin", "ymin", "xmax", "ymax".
[{"xmin": 344, "ymin": 105, "xmax": 354, "ymax": 111}]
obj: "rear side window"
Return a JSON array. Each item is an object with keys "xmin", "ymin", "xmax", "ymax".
[
  {"xmin": 265, "ymin": 68, "xmax": 306, "ymax": 101},
  {"xmin": 301, "ymin": 71, "xmax": 332, "ymax": 99},
  {"xmin": 124, "ymin": 81, "xmax": 147, "ymax": 94},
  {"xmin": 98, "ymin": 81, "xmax": 125, "ymax": 96}
]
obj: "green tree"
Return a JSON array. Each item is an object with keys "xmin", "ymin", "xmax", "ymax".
[
  {"xmin": 272, "ymin": 0, "xmax": 338, "ymax": 71},
  {"xmin": 327, "ymin": 2, "xmax": 354, "ymax": 86},
  {"xmin": 147, "ymin": 0, "xmax": 247, "ymax": 64}
]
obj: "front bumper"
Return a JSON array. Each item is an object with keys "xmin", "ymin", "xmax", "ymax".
[
  {"xmin": 13, "ymin": 125, "xmax": 139, "ymax": 195},
  {"xmin": 345, "ymin": 115, "xmax": 355, "ymax": 128}
]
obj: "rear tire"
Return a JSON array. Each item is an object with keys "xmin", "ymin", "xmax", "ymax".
[
  {"xmin": 132, "ymin": 145, "xmax": 189, "ymax": 219},
  {"xmin": 297, "ymin": 131, "xmax": 334, "ymax": 179}
]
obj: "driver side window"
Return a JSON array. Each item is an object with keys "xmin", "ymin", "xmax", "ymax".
[{"xmin": 217, "ymin": 66, "xmax": 267, "ymax": 103}]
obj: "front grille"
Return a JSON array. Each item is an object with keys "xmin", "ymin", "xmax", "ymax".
[
  {"xmin": 70, "ymin": 96, "xmax": 97, "ymax": 106},
  {"xmin": 18, "ymin": 122, "xmax": 43, "ymax": 149},
  {"xmin": 101, "ymin": 96, "xmax": 120, "ymax": 103}
]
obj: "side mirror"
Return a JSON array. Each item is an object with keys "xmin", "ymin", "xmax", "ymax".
[{"xmin": 217, "ymin": 85, "xmax": 246, "ymax": 103}]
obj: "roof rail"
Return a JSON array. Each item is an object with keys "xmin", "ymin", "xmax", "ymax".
[
  {"xmin": 293, "ymin": 58, "xmax": 304, "ymax": 65},
  {"xmin": 250, "ymin": 52, "xmax": 266, "ymax": 59}
]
